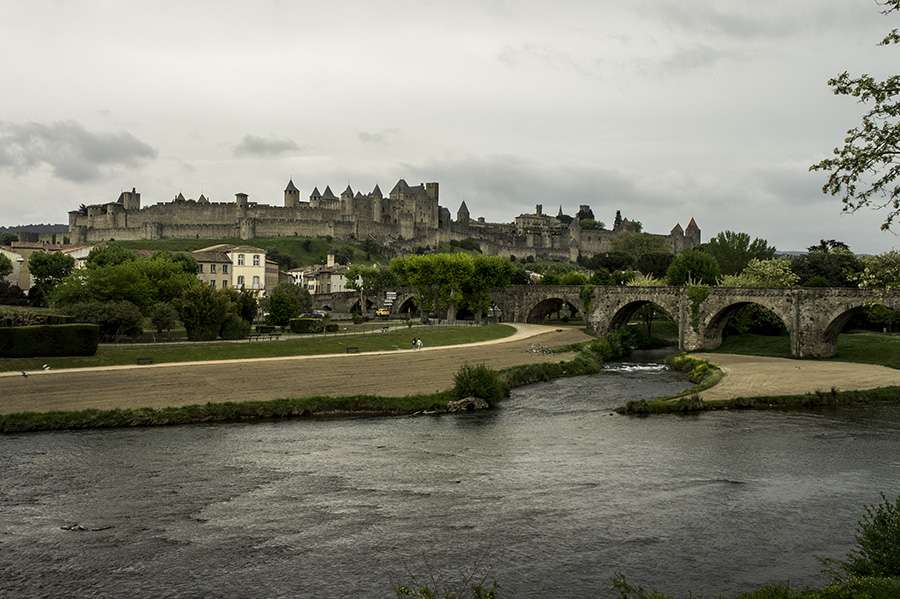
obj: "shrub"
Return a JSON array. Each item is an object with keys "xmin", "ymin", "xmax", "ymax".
[
  {"xmin": 265, "ymin": 283, "xmax": 312, "ymax": 326},
  {"xmin": 325, "ymin": 322, "xmax": 339, "ymax": 332},
  {"xmin": 255, "ymin": 324, "xmax": 276, "ymax": 334},
  {"xmin": 63, "ymin": 301, "xmax": 143, "ymax": 341},
  {"xmin": 0, "ymin": 324, "xmax": 99, "ymax": 357},
  {"xmin": 220, "ymin": 314, "xmax": 251, "ymax": 340},
  {"xmin": 149, "ymin": 302, "xmax": 180, "ymax": 336},
  {"xmin": 290, "ymin": 317, "xmax": 325, "ymax": 334},
  {"xmin": 177, "ymin": 285, "xmax": 232, "ymax": 341},
  {"xmin": 453, "ymin": 364, "xmax": 507, "ymax": 406},
  {"xmin": 0, "ymin": 281, "xmax": 28, "ymax": 306},
  {"xmin": 832, "ymin": 494, "xmax": 900, "ymax": 579}
]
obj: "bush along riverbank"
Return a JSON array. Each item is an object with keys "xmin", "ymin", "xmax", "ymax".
[
  {"xmin": 0, "ymin": 330, "xmax": 637, "ymax": 434},
  {"xmin": 617, "ymin": 354, "xmax": 900, "ymax": 416}
]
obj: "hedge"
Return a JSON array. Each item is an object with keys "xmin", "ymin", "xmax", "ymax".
[
  {"xmin": 325, "ymin": 323, "xmax": 339, "ymax": 333},
  {"xmin": 289, "ymin": 317, "xmax": 325, "ymax": 334},
  {"xmin": 0, "ymin": 324, "xmax": 99, "ymax": 357}
]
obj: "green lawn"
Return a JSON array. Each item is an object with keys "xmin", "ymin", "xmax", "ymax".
[
  {"xmin": 118, "ymin": 236, "xmax": 388, "ymax": 267},
  {"xmin": 709, "ymin": 332, "xmax": 900, "ymax": 370},
  {"xmin": 0, "ymin": 324, "xmax": 515, "ymax": 372}
]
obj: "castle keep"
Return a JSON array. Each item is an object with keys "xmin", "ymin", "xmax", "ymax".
[{"xmin": 69, "ymin": 179, "xmax": 700, "ymax": 260}]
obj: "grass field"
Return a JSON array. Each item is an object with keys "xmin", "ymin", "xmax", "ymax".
[
  {"xmin": 0, "ymin": 324, "xmax": 515, "ymax": 372},
  {"xmin": 118, "ymin": 236, "xmax": 389, "ymax": 267},
  {"xmin": 710, "ymin": 331, "xmax": 900, "ymax": 370}
]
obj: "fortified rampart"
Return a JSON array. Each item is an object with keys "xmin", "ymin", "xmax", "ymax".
[{"xmin": 69, "ymin": 181, "xmax": 701, "ymax": 260}]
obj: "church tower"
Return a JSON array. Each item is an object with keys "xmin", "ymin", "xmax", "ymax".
[{"xmin": 284, "ymin": 179, "xmax": 300, "ymax": 208}]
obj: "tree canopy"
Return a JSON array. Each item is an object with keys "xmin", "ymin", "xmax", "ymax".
[
  {"xmin": 703, "ymin": 231, "xmax": 776, "ymax": 275},
  {"xmin": 811, "ymin": 0, "xmax": 900, "ymax": 230},
  {"xmin": 666, "ymin": 249, "xmax": 721, "ymax": 285},
  {"xmin": 264, "ymin": 283, "xmax": 312, "ymax": 326},
  {"xmin": 0, "ymin": 253, "xmax": 12, "ymax": 278}
]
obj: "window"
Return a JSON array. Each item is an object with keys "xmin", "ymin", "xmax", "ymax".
[
  {"xmin": 210, "ymin": 264, "xmax": 216, "ymax": 274},
  {"xmin": 237, "ymin": 275, "xmax": 245, "ymax": 288},
  {"xmin": 238, "ymin": 254, "xmax": 245, "ymax": 266},
  {"xmin": 252, "ymin": 255, "xmax": 260, "ymax": 266},
  {"xmin": 223, "ymin": 264, "xmax": 229, "ymax": 274},
  {"xmin": 198, "ymin": 263, "xmax": 204, "ymax": 273},
  {"xmin": 209, "ymin": 280, "xmax": 216, "ymax": 287},
  {"xmin": 252, "ymin": 275, "xmax": 260, "ymax": 289},
  {"xmin": 223, "ymin": 280, "xmax": 229, "ymax": 288}
]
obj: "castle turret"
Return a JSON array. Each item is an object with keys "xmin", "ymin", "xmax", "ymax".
[
  {"xmin": 322, "ymin": 186, "xmax": 337, "ymax": 201},
  {"xmin": 341, "ymin": 185, "xmax": 354, "ymax": 200},
  {"xmin": 613, "ymin": 210, "xmax": 623, "ymax": 231},
  {"xmin": 685, "ymin": 217, "xmax": 701, "ymax": 245},
  {"xmin": 370, "ymin": 184, "xmax": 383, "ymax": 199},
  {"xmin": 670, "ymin": 223, "xmax": 684, "ymax": 236},
  {"xmin": 284, "ymin": 179, "xmax": 300, "ymax": 208},
  {"xmin": 118, "ymin": 187, "xmax": 141, "ymax": 211},
  {"xmin": 235, "ymin": 192, "xmax": 249, "ymax": 208},
  {"xmin": 457, "ymin": 201, "xmax": 470, "ymax": 224},
  {"xmin": 198, "ymin": 194, "xmax": 209, "ymax": 204}
]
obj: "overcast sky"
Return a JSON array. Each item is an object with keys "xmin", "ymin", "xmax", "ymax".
[{"xmin": 1, "ymin": 0, "xmax": 898, "ymax": 252}]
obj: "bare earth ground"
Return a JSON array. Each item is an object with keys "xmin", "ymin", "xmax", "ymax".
[
  {"xmin": 1, "ymin": 325, "xmax": 591, "ymax": 415},
  {"xmin": 695, "ymin": 353, "xmax": 900, "ymax": 402}
]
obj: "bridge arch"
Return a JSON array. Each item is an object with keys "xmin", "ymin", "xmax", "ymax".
[
  {"xmin": 701, "ymin": 300, "xmax": 793, "ymax": 351},
  {"xmin": 816, "ymin": 297, "xmax": 900, "ymax": 357},
  {"xmin": 526, "ymin": 297, "xmax": 582, "ymax": 323},
  {"xmin": 350, "ymin": 298, "xmax": 374, "ymax": 314},
  {"xmin": 394, "ymin": 296, "xmax": 419, "ymax": 318},
  {"xmin": 608, "ymin": 299, "xmax": 678, "ymax": 330}
]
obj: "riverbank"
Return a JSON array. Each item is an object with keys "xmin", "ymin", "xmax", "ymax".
[{"xmin": 0, "ymin": 333, "xmax": 607, "ymax": 433}]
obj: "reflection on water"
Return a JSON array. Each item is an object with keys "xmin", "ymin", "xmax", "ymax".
[{"xmin": 2, "ymin": 365, "xmax": 900, "ymax": 598}]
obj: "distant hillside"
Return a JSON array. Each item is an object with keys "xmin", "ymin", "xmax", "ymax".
[{"xmin": 0, "ymin": 224, "xmax": 68, "ymax": 234}]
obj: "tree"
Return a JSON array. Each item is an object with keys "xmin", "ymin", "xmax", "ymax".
[
  {"xmin": 149, "ymin": 302, "xmax": 180, "ymax": 337},
  {"xmin": 809, "ymin": 239, "xmax": 850, "ymax": 254},
  {"xmin": 461, "ymin": 256, "xmax": 514, "ymax": 320},
  {"xmin": 177, "ymin": 285, "xmax": 233, "ymax": 341},
  {"xmin": 265, "ymin": 283, "xmax": 312, "ymax": 326},
  {"xmin": 719, "ymin": 258, "xmax": 799, "ymax": 288},
  {"xmin": 811, "ymin": 1, "xmax": 900, "ymax": 230},
  {"xmin": 63, "ymin": 300, "xmax": 144, "ymax": 341},
  {"xmin": 0, "ymin": 253, "xmax": 12, "ymax": 278},
  {"xmin": 635, "ymin": 253, "xmax": 674, "ymax": 278},
  {"xmin": 86, "ymin": 243, "xmax": 136, "ymax": 268},
  {"xmin": 266, "ymin": 248, "xmax": 297, "ymax": 271},
  {"xmin": 28, "ymin": 251, "xmax": 75, "ymax": 304},
  {"xmin": 557, "ymin": 271, "xmax": 590, "ymax": 286},
  {"xmin": 856, "ymin": 250, "xmax": 900, "ymax": 289},
  {"xmin": 0, "ymin": 281, "xmax": 28, "ymax": 306},
  {"xmin": 703, "ymin": 231, "xmax": 776, "ymax": 275},
  {"xmin": 610, "ymin": 232, "xmax": 669, "ymax": 259},
  {"xmin": 579, "ymin": 252, "xmax": 634, "ymax": 272},
  {"xmin": 169, "ymin": 252, "xmax": 198, "ymax": 274},
  {"xmin": 0, "ymin": 232, "xmax": 17, "ymax": 245},
  {"xmin": 666, "ymin": 249, "xmax": 721, "ymax": 285},
  {"xmin": 791, "ymin": 248, "xmax": 863, "ymax": 287},
  {"xmin": 391, "ymin": 254, "xmax": 475, "ymax": 318}
]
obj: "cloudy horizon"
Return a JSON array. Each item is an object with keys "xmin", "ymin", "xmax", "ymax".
[{"xmin": 1, "ymin": 0, "xmax": 898, "ymax": 252}]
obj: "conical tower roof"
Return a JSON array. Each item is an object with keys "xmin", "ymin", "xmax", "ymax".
[
  {"xmin": 322, "ymin": 186, "xmax": 337, "ymax": 200},
  {"xmin": 285, "ymin": 179, "xmax": 299, "ymax": 192}
]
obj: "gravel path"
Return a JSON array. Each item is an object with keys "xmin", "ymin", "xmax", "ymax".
[
  {"xmin": 695, "ymin": 353, "xmax": 900, "ymax": 401},
  {"xmin": 2, "ymin": 326, "xmax": 591, "ymax": 415}
]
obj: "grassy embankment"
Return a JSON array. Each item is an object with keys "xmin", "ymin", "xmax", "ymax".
[
  {"xmin": 0, "ymin": 329, "xmax": 621, "ymax": 433},
  {"xmin": 0, "ymin": 324, "xmax": 515, "ymax": 372},
  {"xmin": 118, "ymin": 236, "xmax": 388, "ymax": 266},
  {"xmin": 711, "ymin": 331, "xmax": 900, "ymax": 370}
]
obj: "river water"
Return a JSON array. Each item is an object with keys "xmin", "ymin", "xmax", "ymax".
[{"xmin": 2, "ymin": 363, "xmax": 900, "ymax": 598}]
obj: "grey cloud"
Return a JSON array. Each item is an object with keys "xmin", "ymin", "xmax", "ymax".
[
  {"xmin": 233, "ymin": 134, "xmax": 301, "ymax": 158},
  {"xmin": 0, "ymin": 120, "xmax": 157, "ymax": 182},
  {"xmin": 659, "ymin": 44, "xmax": 731, "ymax": 72},
  {"xmin": 497, "ymin": 44, "xmax": 598, "ymax": 77},
  {"xmin": 650, "ymin": 2, "xmax": 797, "ymax": 39},
  {"xmin": 358, "ymin": 129, "xmax": 399, "ymax": 145}
]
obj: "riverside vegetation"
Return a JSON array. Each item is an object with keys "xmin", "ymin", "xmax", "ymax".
[
  {"xmin": 0, "ymin": 329, "xmax": 636, "ymax": 434},
  {"xmin": 393, "ymin": 494, "xmax": 900, "ymax": 598}
]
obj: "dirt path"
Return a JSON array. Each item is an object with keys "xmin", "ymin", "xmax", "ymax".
[
  {"xmin": 1, "ymin": 326, "xmax": 591, "ymax": 415},
  {"xmin": 695, "ymin": 353, "xmax": 900, "ymax": 402}
]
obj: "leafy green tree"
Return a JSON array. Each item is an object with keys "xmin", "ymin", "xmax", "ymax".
[
  {"xmin": 809, "ymin": 239, "xmax": 851, "ymax": 254},
  {"xmin": 703, "ymin": 231, "xmax": 776, "ymax": 275},
  {"xmin": 0, "ymin": 281, "xmax": 28, "ymax": 306},
  {"xmin": 462, "ymin": 255, "xmax": 514, "ymax": 319},
  {"xmin": 666, "ymin": 250, "xmax": 721, "ymax": 285},
  {"xmin": 811, "ymin": 1, "xmax": 900, "ymax": 230},
  {"xmin": 0, "ymin": 253, "xmax": 12, "ymax": 278},
  {"xmin": 856, "ymin": 250, "xmax": 900, "ymax": 289},
  {"xmin": 346, "ymin": 265, "xmax": 400, "ymax": 307},
  {"xmin": 227, "ymin": 288, "xmax": 259, "ymax": 323},
  {"xmin": 62, "ymin": 301, "xmax": 144, "ymax": 341},
  {"xmin": 719, "ymin": 258, "xmax": 799, "ymax": 288},
  {"xmin": 149, "ymin": 302, "xmax": 180, "ymax": 336},
  {"xmin": 579, "ymin": 252, "xmax": 634, "ymax": 272},
  {"xmin": 610, "ymin": 232, "xmax": 668, "ymax": 259},
  {"xmin": 558, "ymin": 271, "xmax": 590, "ymax": 286},
  {"xmin": 265, "ymin": 248, "xmax": 297, "ymax": 271},
  {"xmin": 792, "ymin": 248, "xmax": 862, "ymax": 287},
  {"xmin": 391, "ymin": 254, "xmax": 475, "ymax": 318},
  {"xmin": 635, "ymin": 253, "xmax": 674, "ymax": 278},
  {"xmin": 177, "ymin": 285, "xmax": 233, "ymax": 341},
  {"xmin": 265, "ymin": 283, "xmax": 312, "ymax": 326},
  {"xmin": 28, "ymin": 251, "xmax": 75, "ymax": 304},
  {"xmin": 832, "ymin": 494, "xmax": 900, "ymax": 579},
  {"xmin": 86, "ymin": 243, "xmax": 136, "ymax": 268},
  {"xmin": 0, "ymin": 232, "xmax": 18, "ymax": 245},
  {"xmin": 169, "ymin": 252, "xmax": 198, "ymax": 274}
]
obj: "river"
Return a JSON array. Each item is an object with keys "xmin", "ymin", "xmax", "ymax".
[{"xmin": 2, "ymin": 362, "xmax": 900, "ymax": 598}]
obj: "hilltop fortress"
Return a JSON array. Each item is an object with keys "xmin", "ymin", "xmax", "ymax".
[{"xmin": 69, "ymin": 179, "xmax": 700, "ymax": 260}]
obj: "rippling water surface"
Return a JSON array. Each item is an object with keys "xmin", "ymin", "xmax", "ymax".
[{"xmin": 3, "ymin": 364, "xmax": 900, "ymax": 598}]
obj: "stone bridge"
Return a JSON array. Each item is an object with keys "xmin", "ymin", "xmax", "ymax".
[{"xmin": 491, "ymin": 285, "xmax": 900, "ymax": 358}]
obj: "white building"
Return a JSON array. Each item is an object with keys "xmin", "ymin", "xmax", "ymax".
[{"xmin": 192, "ymin": 244, "xmax": 269, "ymax": 295}]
